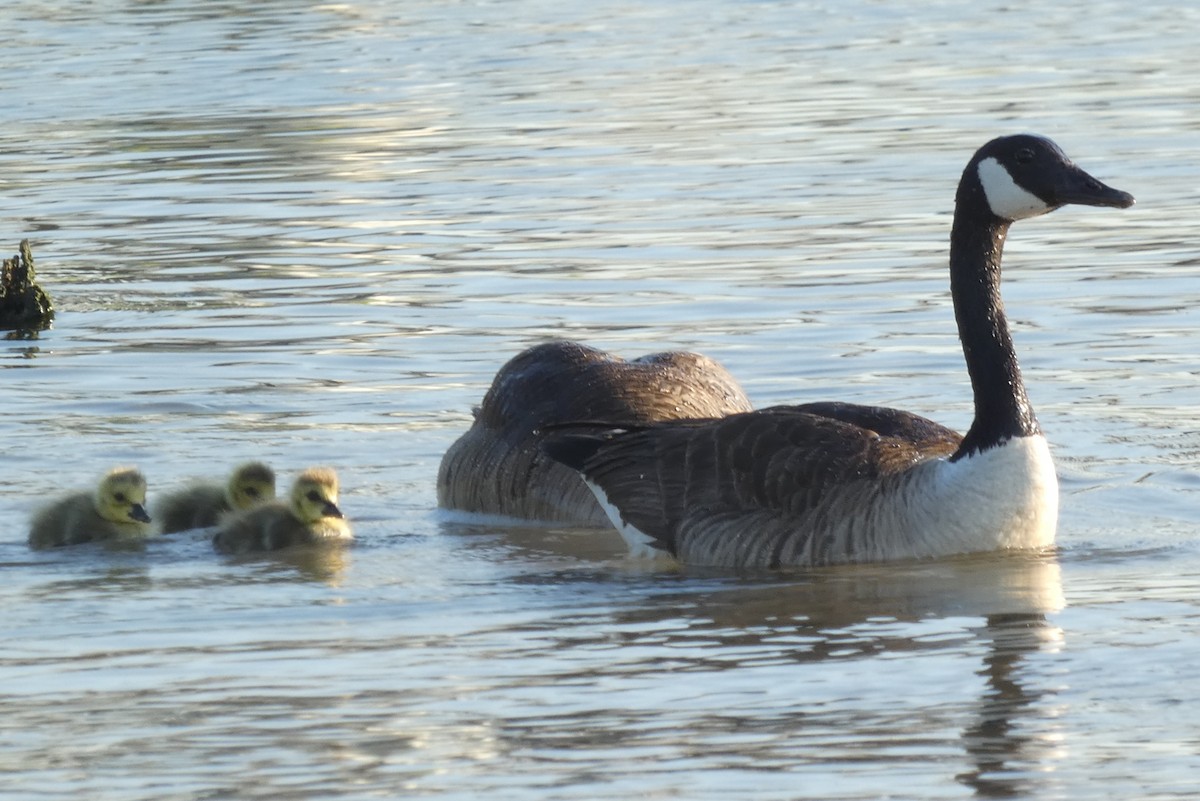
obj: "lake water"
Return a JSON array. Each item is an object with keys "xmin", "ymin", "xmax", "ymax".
[{"xmin": 2, "ymin": 0, "xmax": 1199, "ymax": 798}]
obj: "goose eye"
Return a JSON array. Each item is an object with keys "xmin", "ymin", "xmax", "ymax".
[
  {"xmin": 114, "ymin": 492, "xmax": 127, "ymax": 503},
  {"xmin": 1015, "ymin": 147, "xmax": 1035, "ymax": 164},
  {"xmin": 245, "ymin": 487, "xmax": 260, "ymax": 498},
  {"xmin": 306, "ymin": 490, "xmax": 322, "ymax": 502}
]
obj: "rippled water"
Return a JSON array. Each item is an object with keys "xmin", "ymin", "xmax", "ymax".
[{"xmin": 2, "ymin": 0, "xmax": 1199, "ymax": 798}]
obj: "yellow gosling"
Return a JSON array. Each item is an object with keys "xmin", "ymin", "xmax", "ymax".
[
  {"xmin": 155, "ymin": 461, "xmax": 277, "ymax": 534},
  {"xmin": 28, "ymin": 467, "xmax": 152, "ymax": 549},
  {"xmin": 213, "ymin": 467, "xmax": 351, "ymax": 554}
]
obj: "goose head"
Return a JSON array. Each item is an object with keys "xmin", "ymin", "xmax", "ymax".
[
  {"xmin": 290, "ymin": 467, "xmax": 344, "ymax": 524},
  {"xmin": 964, "ymin": 134, "xmax": 1135, "ymax": 222},
  {"xmin": 227, "ymin": 461, "xmax": 277, "ymax": 511},
  {"xmin": 95, "ymin": 467, "xmax": 151, "ymax": 525}
]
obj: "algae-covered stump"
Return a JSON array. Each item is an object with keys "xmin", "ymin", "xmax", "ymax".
[{"xmin": 1, "ymin": 239, "xmax": 54, "ymax": 332}]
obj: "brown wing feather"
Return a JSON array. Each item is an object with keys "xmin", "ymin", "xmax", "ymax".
[
  {"xmin": 572, "ymin": 404, "xmax": 962, "ymax": 567},
  {"xmin": 791, "ymin": 401, "xmax": 963, "ymax": 453},
  {"xmin": 438, "ymin": 341, "xmax": 752, "ymax": 523}
]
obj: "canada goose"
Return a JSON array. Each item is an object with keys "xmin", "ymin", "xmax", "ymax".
[
  {"xmin": 155, "ymin": 461, "xmax": 277, "ymax": 534},
  {"xmin": 28, "ymin": 467, "xmax": 152, "ymax": 549},
  {"xmin": 438, "ymin": 340, "xmax": 753, "ymax": 525},
  {"xmin": 212, "ymin": 466, "xmax": 350, "ymax": 554},
  {"xmin": 543, "ymin": 134, "xmax": 1134, "ymax": 569}
]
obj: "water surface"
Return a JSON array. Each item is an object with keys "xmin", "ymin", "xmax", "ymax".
[{"xmin": 2, "ymin": 1, "xmax": 1199, "ymax": 798}]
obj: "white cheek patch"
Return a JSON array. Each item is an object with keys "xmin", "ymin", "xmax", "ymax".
[{"xmin": 977, "ymin": 157, "xmax": 1053, "ymax": 221}]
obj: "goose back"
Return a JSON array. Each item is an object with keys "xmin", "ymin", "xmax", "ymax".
[
  {"xmin": 544, "ymin": 404, "xmax": 973, "ymax": 567},
  {"xmin": 438, "ymin": 340, "xmax": 752, "ymax": 525}
]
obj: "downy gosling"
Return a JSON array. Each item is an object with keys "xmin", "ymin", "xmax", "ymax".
[
  {"xmin": 155, "ymin": 461, "xmax": 277, "ymax": 534},
  {"xmin": 212, "ymin": 466, "xmax": 351, "ymax": 554},
  {"xmin": 28, "ymin": 467, "xmax": 152, "ymax": 549}
]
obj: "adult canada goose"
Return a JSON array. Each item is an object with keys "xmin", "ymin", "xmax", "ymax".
[
  {"xmin": 438, "ymin": 340, "xmax": 752, "ymax": 525},
  {"xmin": 543, "ymin": 134, "xmax": 1135, "ymax": 569},
  {"xmin": 213, "ymin": 466, "xmax": 350, "ymax": 554},
  {"xmin": 28, "ymin": 467, "xmax": 152, "ymax": 549},
  {"xmin": 155, "ymin": 461, "xmax": 277, "ymax": 534}
]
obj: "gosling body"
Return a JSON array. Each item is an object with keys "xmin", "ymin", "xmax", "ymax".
[
  {"xmin": 213, "ymin": 467, "xmax": 350, "ymax": 554},
  {"xmin": 29, "ymin": 467, "xmax": 152, "ymax": 549},
  {"xmin": 156, "ymin": 461, "xmax": 276, "ymax": 534}
]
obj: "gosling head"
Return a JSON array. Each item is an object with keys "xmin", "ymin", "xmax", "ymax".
[
  {"xmin": 95, "ymin": 467, "xmax": 152, "ymax": 525},
  {"xmin": 227, "ymin": 461, "xmax": 277, "ymax": 511},
  {"xmin": 290, "ymin": 467, "xmax": 344, "ymax": 524}
]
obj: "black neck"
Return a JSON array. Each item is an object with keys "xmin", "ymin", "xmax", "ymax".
[{"xmin": 949, "ymin": 185, "xmax": 1040, "ymax": 460}]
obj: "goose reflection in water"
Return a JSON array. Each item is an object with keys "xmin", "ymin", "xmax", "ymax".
[
  {"xmin": 678, "ymin": 555, "xmax": 1064, "ymax": 798},
  {"xmin": 698, "ymin": 555, "xmax": 1065, "ymax": 798},
  {"xmin": 446, "ymin": 526, "xmax": 1066, "ymax": 796},
  {"xmin": 957, "ymin": 612, "xmax": 1064, "ymax": 798}
]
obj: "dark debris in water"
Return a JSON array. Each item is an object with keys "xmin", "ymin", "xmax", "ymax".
[{"xmin": 1, "ymin": 239, "xmax": 54, "ymax": 336}]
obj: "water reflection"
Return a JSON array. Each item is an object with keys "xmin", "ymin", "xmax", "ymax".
[
  {"xmin": 219, "ymin": 542, "xmax": 353, "ymax": 587},
  {"xmin": 25, "ymin": 563, "xmax": 153, "ymax": 601},
  {"xmin": 443, "ymin": 524, "xmax": 1067, "ymax": 793},
  {"xmin": 959, "ymin": 613, "xmax": 1065, "ymax": 799}
]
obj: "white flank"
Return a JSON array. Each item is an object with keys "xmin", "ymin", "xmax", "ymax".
[
  {"xmin": 977, "ymin": 157, "xmax": 1053, "ymax": 221},
  {"xmin": 885, "ymin": 434, "xmax": 1059, "ymax": 560},
  {"xmin": 583, "ymin": 477, "xmax": 663, "ymax": 559}
]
